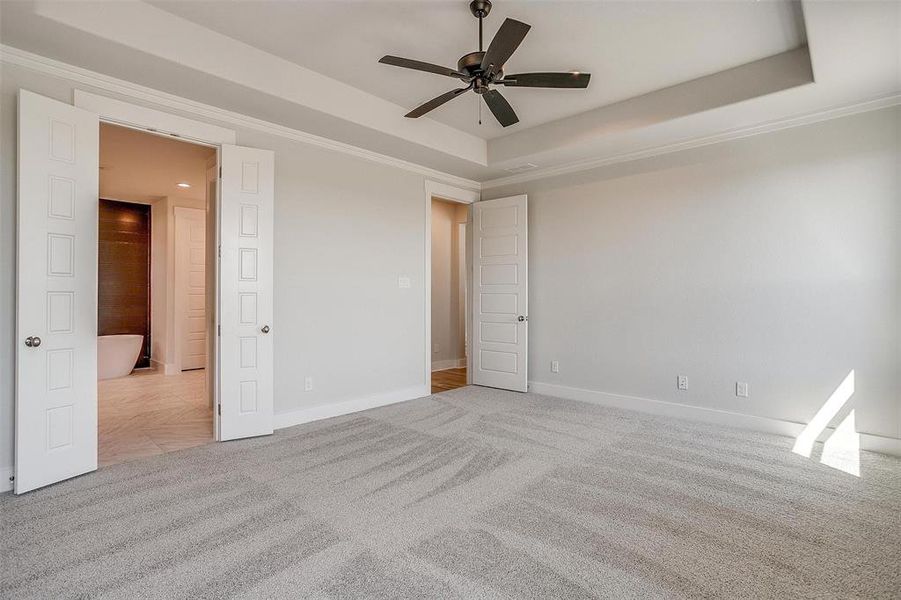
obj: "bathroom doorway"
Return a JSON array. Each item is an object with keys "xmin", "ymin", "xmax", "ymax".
[{"xmin": 97, "ymin": 123, "xmax": 218, "ymax": 467}]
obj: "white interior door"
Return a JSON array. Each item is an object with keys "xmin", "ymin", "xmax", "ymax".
[
  {"xmin": 16, "ymin": 90, "xmax": 99, "ymax": 493},
  {"xmin": 472, "ymin": 195, "xmax": 528, "ymax": 392},
  {"xmin": 174, "ymin": 207, "xmax": 207, "ymax": 371},
  {"xmin": 218, "ymin": 144, "xmax": 274, "ymax": 441}
]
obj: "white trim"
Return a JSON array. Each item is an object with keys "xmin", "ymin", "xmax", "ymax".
[
  {"xmin": 148, "ymin": 358, "xmax": 178, "ymax": 375},
  {"xmin": 529, "ymin": 381, "xmax": 901, "ymax": 457},
  {"xmin": 424, "ymin": 180, "xmax": 478, "ymax": 394},
  {"xmin": 457, "ymin": 222, "xmax": 468, "ymax": 365},
  {"xmin": 273, "ymin": 385, "xmax": 429, "ymax": 430},
  {"xmin": 432, "ymin": 359, "xmax": 466, "ymax": 371},
  {"xmin": 482, "ymin": 93, "xmax": 901, "ymax": 189},
  {"xmin": 75, "ymin": 90, "xmax": 235, "ymax": 146},
  {"xmin": 1, "ymin": 45, "xmax": 480, "ymax": 191},
  {"xmin": 0, "ymin": 466, "xmax": 13, "ymax": 493},
  {"xmin": 425, "ymin": 180, "xmax": 480, "ymax": 204}
]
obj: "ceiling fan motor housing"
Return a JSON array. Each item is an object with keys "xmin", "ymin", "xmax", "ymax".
[
  {"xmin": 457, "ymin": 51, "xmax": 485, "ymax": 76},
  {"xmin": 458, "ymin": 51, "xmax": 502, "ymax": 88}
]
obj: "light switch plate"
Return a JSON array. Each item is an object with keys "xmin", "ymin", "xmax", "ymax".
[{"xmin": 736, "ymin": 381, "xmax": 749, "ymax": 398}]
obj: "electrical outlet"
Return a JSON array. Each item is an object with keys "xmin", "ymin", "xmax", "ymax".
[
  {"xmin": 736, "ymin": 381, "xmax": 749, "ymax": 398},
  {"xmin": 304, "ymin": 376, "xmax": 313, "ymax": 392},
  {"xmin": 433, "ymin": 343, "xmax": 439, "ymax": 354},
  {"xmin": 677, "ymin": 375, "xmax": 688, "ymax": 391},
  {"xmin": 551, "ymin": 360, "xmax": 559, "ymax": 373},
  {"xmin": 398, "ymin": 276, "xmax": 411, "ymax": 289}
]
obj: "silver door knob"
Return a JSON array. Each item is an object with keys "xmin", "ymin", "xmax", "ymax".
[
  {"xmin": 517, "ymin": 315, "xmax": 527, "ymax": 322},
  {"xmin": 25, "ymin": 336, "xmax": 42, "ymax": 347},
  {"xmin": 261, "ymin": 325, "xmax": 270, "ymax": 334}
]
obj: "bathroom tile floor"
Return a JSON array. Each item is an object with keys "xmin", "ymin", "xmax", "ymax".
[{"xmin": 98, "ymin": 368, "xmax": 213, "ymax": 467}]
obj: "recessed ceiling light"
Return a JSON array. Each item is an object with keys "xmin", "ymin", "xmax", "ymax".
[{"xmin": 176, "ymin": 182, "xmax": 191, "ymax": 188}]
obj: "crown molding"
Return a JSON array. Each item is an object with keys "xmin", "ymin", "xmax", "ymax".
[
  {"xmin": 482, "ymin": 92, "xmax": 901, "ymax": 190},
  {"xmin": 3, "ymin": 45, "xmax": 897, "ymax": 194},
  {"xmin": 0, "ymin": 44, "xmax": 481, "ymax": 192}
]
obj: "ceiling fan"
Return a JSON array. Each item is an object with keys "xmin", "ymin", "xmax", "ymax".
[{"xmin": 379, "ymin": 0, "xmax": 590, "ymax": 128}]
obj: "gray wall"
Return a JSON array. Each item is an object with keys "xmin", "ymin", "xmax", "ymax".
[
  {"xmin": 0, "ymin": 63, "xmax": 431, "ymax": 474},
  {"xmin": 485, "ymin": 106, "xmax": 901, "ymax": 440}
]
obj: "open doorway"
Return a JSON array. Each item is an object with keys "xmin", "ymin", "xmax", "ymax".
[
  {"xmin": 430, "ymin": 197, "xmax": 469, "ymax": 393},
  {"xmin": 97, "ymin": 123, "xmax": 217, "ymax": 467}
]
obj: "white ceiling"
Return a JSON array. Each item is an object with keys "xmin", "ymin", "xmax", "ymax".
[
  {"xmin": 1, "ymin": 1, "xmax": 898, "ymax": 184},
  {"xmin": 149, "ymin": 0, "xmax": 806, "ymax": 139},
  {"xmin": 100, "ymin": 124, "xmax": 215, "ymax": 204}
]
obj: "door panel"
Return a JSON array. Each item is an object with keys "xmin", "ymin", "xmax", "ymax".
[
  {"xmin": 16, "ymin": 90, "xmax": 99, "ymax": 493},
  {"xmin": 174, "ymin": 207, "xmax": 207, "ymax": 371},
  {"xmin": 218, "ymin": 145, "xmax": 274, "ymax": 441},
  {"xmin": 472, "ymin": 195, "xmax": 528, "ymax": 392}
]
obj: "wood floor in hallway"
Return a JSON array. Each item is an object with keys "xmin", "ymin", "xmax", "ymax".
[
  {"xmin": 431, "ymin": 367, "xmax": 467, "ymax": 394},
  {"xmin": 99, "ymin": 369, "xmax": 213, "ymax": 467}
]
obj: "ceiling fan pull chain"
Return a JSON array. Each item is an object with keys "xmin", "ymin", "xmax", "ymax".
[{"xmin": 479, "ymin": 97, "xmax": 482, "ymax": 125}]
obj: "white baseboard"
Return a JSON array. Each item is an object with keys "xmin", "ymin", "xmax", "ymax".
[
  {"xmin": 274, "ymin": 385, "xmax": 429, "ymax": 431},
  {"xmin": 529, "ymin": 381, "xmax": 901, "ymax": 457},
  {"xmin": 0, "ymin": 466, "xmax": 13, "ymax": 493},
  {"xmin": 151, "ymin": 359, "xmax": 179, "ymax": 375},
  {"xmin": 432, "ymin": 359, "xmax": 466, "ymax": 372}
]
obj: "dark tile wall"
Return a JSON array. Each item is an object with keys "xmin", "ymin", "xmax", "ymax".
[{"xmin": 98, "ymin": 199, "xmax": 151, "ymax": 368}]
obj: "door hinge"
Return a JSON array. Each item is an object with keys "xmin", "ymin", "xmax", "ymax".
[
  {"xmin": 217, "ymin": 324, "xmax": 221, "ymax": 336},
  {"xmin": 218, "ymin": 245, "xmax": 221, "ymax": 258},
  {"xmin": 219, "ymin": 166, "xmax": 222, "ymax": 178},
  {"xmin": 217, "ymin": 403, "xmax": 221, "ymax": 416}
]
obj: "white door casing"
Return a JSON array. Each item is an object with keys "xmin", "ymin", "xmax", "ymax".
[
  {"xmin": 16, "ymin": 90, "xmax": 99, "ymax": 493},
  {"xmin": 472, "ymin": 195, "xmax": 528, "ymax": 392},
  {"xmin": 174, "ymin": 207, "xmax": 207, "ymax": 371},
  {"xmin": 218, "ymin": 144, "xmax": 275, "ymax": 441}
]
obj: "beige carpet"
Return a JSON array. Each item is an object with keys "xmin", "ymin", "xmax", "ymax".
[{"xmin": 2, "ymin": 386, "xmax": 899, "ymax": 598}]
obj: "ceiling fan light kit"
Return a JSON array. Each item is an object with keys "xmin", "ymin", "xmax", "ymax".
[{"xmin": 379, "ymin": 0, "xmax": 591, "ymax": 128}]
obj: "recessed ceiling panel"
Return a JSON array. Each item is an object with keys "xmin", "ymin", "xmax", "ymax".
[{"xmin": 151, "ymin": 0, "xmax": 806, "ymax": 139}]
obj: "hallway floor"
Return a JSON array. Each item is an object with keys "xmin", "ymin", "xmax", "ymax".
[
  {"xmin": 98, "ymin": 369, "xmax": 213, "ymax": 467},
  {"xmin": 431, "ymin": 367, "xmax": 467, "ymax": 393}
]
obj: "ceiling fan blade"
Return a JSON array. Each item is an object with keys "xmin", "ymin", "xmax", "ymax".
[
  {"xmin": 480, "ymin": 18, "xmax": 531, "ymax": 77},
  {"xmin": 405, "ymin": 87, "xmax": 471, "ymax": 118},
  {"xmin": 482, "ymin": 89, "xmax": 519, "ymax": 127},
  {"xmin": 501, "ymin": 72, "xmax": 591, "ymax": 88},
  {"xmin": 379, "ymin": 55, "xmax": 467, "ymax": 79}
]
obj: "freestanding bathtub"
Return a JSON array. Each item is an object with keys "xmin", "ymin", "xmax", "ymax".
[{"xmin": 98, "ymin": 334, "xmax": 144, "ymax": 380}]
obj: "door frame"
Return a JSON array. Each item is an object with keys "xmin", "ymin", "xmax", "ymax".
[
  {"xmin": 74, "ymin": 90, "xmax": 234, "ymax": 441},
  {"xmin": 423, "ymin": 180, "xmax": 479, "ymax": 391}
]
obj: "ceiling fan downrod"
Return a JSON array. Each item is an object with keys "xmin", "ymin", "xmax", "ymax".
[{"xmin": 470, "ymin": 0, "xmax": 492, "ymax": 51}]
